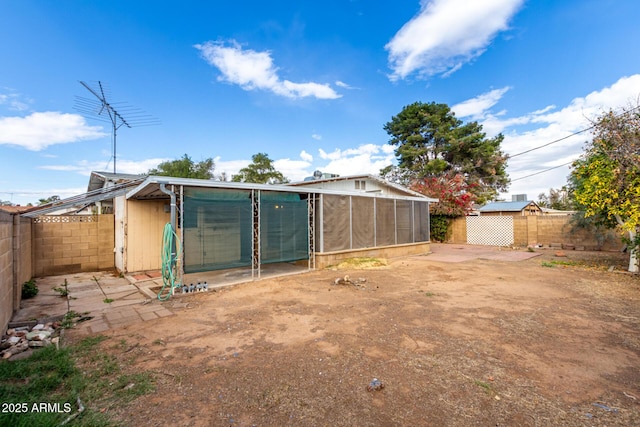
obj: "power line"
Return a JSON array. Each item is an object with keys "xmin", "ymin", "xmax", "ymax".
[
  {"xmin": 509, "ymin": 127, "xmax": 593, "ymax": 158},
  {"xmin": 510, "ymin": 160, "xmax": 574, "ymax": 182},
  {"xmin": 508, "ymin": 104, "xmax": 640, "ymax": 159}
]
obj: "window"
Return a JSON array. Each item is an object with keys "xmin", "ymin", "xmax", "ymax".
[{"xmin": 355, "ymin": 180, "xmax": 366, "ymax": 190}]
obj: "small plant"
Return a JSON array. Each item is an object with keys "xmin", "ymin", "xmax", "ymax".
[
  {"xmin": 21, "ymin": 279, "xmax": 39, "ymax": 299},
  {"xmin": 61, "ymin": 310, "xmax": 81, "ymax": 328},
  {"xmin": 541, "ymin": 261, "xmax": 555, "ymax": 268},
  {"xmin": 474, "ymin": 379, "xmax": 493, "ymax": 394},
  {"xmin": 53, "ymin": 279, "xmax": 70, "ymax": 297},
  {"xmin": 103, "ymin": 298, "xmax": 114, "ymax": 304}
]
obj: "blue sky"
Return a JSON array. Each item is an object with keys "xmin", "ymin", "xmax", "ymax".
[{"xmin": 2, "ymin": 0, "xmax": 640, "ymax": 206}]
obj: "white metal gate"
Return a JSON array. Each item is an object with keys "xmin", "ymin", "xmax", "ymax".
[{"xmin": 466, "ymin": 216, "xmax": 514, "ymax": 246}]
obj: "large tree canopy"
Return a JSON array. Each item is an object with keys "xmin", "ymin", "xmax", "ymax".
[
  {"xmin": 232, "ymin": 153, "xmax": 288, "ymax": 184},
  {"xmin": 149, "ymin": 154, "xmax": 215, "ymax": 179},
  {"xmin": 570, "ymin": 104, "xmax": 640, "ymax": 272},
  {"xmin": 382, "ymin": 102, "xmax": 509, "ymax": 209}
]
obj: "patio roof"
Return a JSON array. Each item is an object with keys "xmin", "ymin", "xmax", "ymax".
[{"xmin": 126, "ymin": 175, "xmax": 438, "ymax": 203}]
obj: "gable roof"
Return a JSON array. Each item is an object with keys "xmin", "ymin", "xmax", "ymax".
[
  {"xmin": 479, "ymin": 200, "xmax": 540, "ymax": 212},
  {"xmin": 288, "ymin": 174, "xmax": 437, "ymax": 201}
]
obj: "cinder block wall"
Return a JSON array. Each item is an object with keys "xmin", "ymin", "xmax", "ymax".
[
  {"xmin": 14, "ymin": 215, "xmax": 32, "ymax": 311},
  {"xmin": 33, "ymin": 215, "xmax": 115, "ymax": 277},
  {"xmin": 448, "ymin": 215, "xmax": 623, "ymax": 250},
  {"xmin": 0, "ymin": 212, "xmax": 13, "ymax": 333}
]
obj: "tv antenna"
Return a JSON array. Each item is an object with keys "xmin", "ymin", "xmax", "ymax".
[{"xmin": 75, "ymin": 81, "xmax": 160, "ymax": 173}]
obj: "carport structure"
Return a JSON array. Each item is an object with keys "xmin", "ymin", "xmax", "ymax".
[{"xmin": 120, "ymin": 176, "xmax": 435, "ymax": 280}]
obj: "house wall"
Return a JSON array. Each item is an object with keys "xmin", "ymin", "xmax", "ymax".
[
  {"xmin": 449, "ymin": 215, "xmax": 623, "ymax": 250},
  {"xmin": 114, "ymin": 196, "xmax": 126, "ymax": 272},
  {"xmin": 125, "ymin": 199, "xmax": 170, "ymax": 272},
  {"xmin": 32, "ymin": 215, "xmax": 114, "ymax": 276},
  {"xmin": 295, "ymin": 178, "xmax": 410, "ymax": 197},
  {"xmin": 0, "ymin": 212, "xmax": 32, "ymax": 334}
]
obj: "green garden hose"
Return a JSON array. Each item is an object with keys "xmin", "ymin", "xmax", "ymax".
[{"xmin": 158, "ymin": 222, "xmax": 182, "ymax": 300}]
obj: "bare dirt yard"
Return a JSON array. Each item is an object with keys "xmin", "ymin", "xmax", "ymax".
[{"xmin": 67, "ymin": 245, "xmax": 640, "ymax": 426}]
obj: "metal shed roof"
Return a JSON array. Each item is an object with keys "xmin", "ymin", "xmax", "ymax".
[{"xmin": 478, "ymin": 200, "xmax": 540, "ymax": 212}]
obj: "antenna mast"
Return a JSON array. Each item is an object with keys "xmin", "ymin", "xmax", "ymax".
[{"xmin": 75, "ymin": 81, "xmax": 160, "ymax": 173}]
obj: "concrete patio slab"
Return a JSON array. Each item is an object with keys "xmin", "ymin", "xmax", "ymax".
[
  {"xmin": 426, "ymin": 243, "xmax": 543, "ymax": 263},
  {"xmin": 12, "ymin": 271, "xmax": 175, "ymax": 337}
]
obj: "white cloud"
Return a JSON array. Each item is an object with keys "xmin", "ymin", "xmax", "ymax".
[
  {"xmin": 386, "ymin": 0, "xmax": 524, "ymax": 80},
  {"xmin": 317, "ymin": 144, "xmax": 395, "ymax": 176},
  {"xmin": 40, "ymin": 157, "xmax": 168, "ymax": 176},
  {"xmin": 311, "ymin": 133, "xmax": 322, "ymax": 140},
  {"xmin": 300, "ymin": 150, "xmax": 313, "ymax": 162},
  {"xmin": 452, "ymin": 86, "xmax": 511, "ymax": 119},
  {"xmin": 478, "ymin": 74, "xmax": 640, "ymax": 200},
  {"xmin": 335, "ymin": 80, "xmax": 358, "ymax": 90},
  {"xmin": 0, "ymin": 112, "xmax": 106, "ymax": 151},
  {"xmin": 0, "ymin": 91, "xmax": 30, "ymax": 111},
  {"xmin": 195, "ymin": 40, "xmax": 342, "ymax": 100},
  {"xmin": 273, "ymin": 158, "xmax": 312, "ymax": 181}
]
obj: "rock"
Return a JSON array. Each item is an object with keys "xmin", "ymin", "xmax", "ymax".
[
  {"xmin": 14, "ymin": 330, "xmax": 26, "ymax": 337},
  {"xmin": 6, "ymin": 328, "xmax": 15, "ymax": 335},
  {"xmin": 367, "ymin": 378, "xmax": 385, "ymax": 392},
  {"xmin": 7, "ymin": 336, "xmax": 21, "ymax": 345},
  {"xmin": 32, "ymin": 324, "xmax": 45, "ymax": 331},
  {"xmin": 555, "ymin": 251, "xmax": 567, "ymax": 257},
  {"xmin": 9, "ymin": 349, "xmax": 34, "ymax": 361},
  {"xmin": 26, "ymin": 331, "xmax": 51, "ymax": 341},
  {"xmin": 29, "ymin": 340, "xmax": 48, "ymax": 348}
]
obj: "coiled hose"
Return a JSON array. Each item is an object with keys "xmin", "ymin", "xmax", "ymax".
[{"xmin": 158, "ymin": 222, "xmax": 182, "ymax": 301}]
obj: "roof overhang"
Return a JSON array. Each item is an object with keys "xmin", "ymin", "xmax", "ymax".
[
  {"xmin": 287, "ymin": 174, "xmax": 437, "ymax": 202},
  {"xmin": 126, "ymin": 176, "xmax": 437, "ymax": 203}
]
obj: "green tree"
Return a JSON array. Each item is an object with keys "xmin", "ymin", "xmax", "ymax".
[
  {"xmin": 38, "ymin": 195, "xmax": 60, "ymax": 206},
  {"xmin": 232, "ymin": 153, "xmax": 288, "ymax": 184},
  {"xmin": 149, "ymin": 154, "xmax": 214, "ymax": 179},
  {"xmin": 383, "ymin": 102, "xmax": 509, "ymax": 206},
  {"xmin": 570, "ymin": 104, "xmax": 640, "ymax": 272},
  {"xmin": 537, "ymin": 186, "xmax": 574, "ymax": 210}
]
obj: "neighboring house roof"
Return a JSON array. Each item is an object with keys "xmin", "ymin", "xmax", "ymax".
[
  {"xmin": 88, "ymin": 171, "xmax": 146, "ymax": 192},
  {"xmin": 479, "ymin": 200, "xmax": 540, "ymax": 212},
  {"xmin": 0, "ymin": 205, "xmax": 38, "ymax": 214},
  {"xmin": 541, "ymin": 207, "xmax": 577, "ymax": 215},
  {"xmin": 22, "ymin": 177, "xmax": 146, "ymax": 218},
  {"xmin": 288, "ymin": 174, "xmax": 438, "ymax": 202}
]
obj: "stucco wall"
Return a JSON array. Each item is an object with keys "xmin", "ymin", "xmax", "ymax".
[{"xmin": 32, "ymin": 215, "xmax": 114, "ymax": 276}]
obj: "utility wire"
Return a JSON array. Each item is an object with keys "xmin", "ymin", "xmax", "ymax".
[
  {"xmin": 511, "ymin": 160, "xmax": 574, "ymax": 182},
  {"xmin": 509, "ymin": 104, "xmax": 640, "ymax": 159},
  {"xmin": 509, "ymin": 127, "xmax": 593, "ymax": 158}
]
